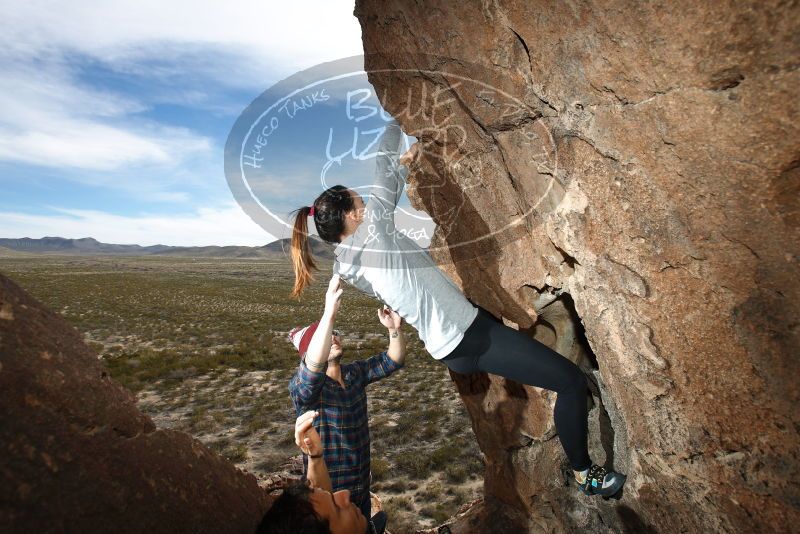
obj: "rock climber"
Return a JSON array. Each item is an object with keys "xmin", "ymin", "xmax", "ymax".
[{"xmin": 289, "ymin": 119, "xmax": 626, "ymax": 498}]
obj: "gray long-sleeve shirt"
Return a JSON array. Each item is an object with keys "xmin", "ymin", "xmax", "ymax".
[{"xmin": 333, "ymin": 121, "xmax": 478, "ymax": 359}]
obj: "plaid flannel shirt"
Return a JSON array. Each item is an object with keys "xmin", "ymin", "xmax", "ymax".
[{"xmin": 288, "ymin": 351, "xmax": 402, "ymax": 513}]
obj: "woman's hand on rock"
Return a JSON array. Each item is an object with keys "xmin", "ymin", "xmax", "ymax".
[{"xmin": 399, "ymin": 143, "xmax": 419, "ymax": 167}]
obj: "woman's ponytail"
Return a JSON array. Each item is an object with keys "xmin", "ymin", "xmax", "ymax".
[
  {"xmin": 291, "ymin": 206, "xmax": 317, "ymax": 298},
  {"xmin": 289, "ymin": 185, "xmax": 354, "ymax": 297}
]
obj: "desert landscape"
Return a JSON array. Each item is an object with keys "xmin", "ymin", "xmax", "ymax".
[
  {"xmin": 0, "ymin": 252, "xmax": 482, "ymax": 532},
  {"xmin": 3, "ymin": 0, "xmax": 797, "ymax": 531}
]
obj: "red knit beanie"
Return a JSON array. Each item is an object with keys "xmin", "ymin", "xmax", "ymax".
[{"xmin": 288, "ymin": 321, "xmax": 320, "ymax": 357}]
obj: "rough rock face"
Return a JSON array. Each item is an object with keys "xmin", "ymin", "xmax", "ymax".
[
  {"xmin": 0, "ymin": 274, "xmax": 271, "ymax": 533},
  {"xmin": 355, "ymin": 1, "xmax": 799, "ymax": 531}
]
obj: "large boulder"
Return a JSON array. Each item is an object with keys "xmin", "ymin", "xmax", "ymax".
[
  {"xmin": 0, "ymin": 274, "xmax": 271, "ymax": 533},
  {"xmin": 354, "ymin": 0, "xmax": 800, "ymax": 531}
]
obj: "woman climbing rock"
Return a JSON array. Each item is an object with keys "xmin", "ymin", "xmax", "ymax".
[{"xmin": 289, "ymin": 119, "xmax": 626, "ymax": 498}]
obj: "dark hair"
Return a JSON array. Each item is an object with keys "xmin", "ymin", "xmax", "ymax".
[
  {"xmin": 291, "ymin": 185, "xmax": 354, "ymax": 297},
  {"xmin": 256, "ymin": 482, "xmax": 330, "ymax": 534}
]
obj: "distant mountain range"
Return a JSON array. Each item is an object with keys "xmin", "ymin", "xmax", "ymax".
[{"xmin": 0, "ymin": 236, "xmax": 335, "ymax": 260}]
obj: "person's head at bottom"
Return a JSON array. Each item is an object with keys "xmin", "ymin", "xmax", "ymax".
[{"xmin": 256, "ymin": 480, "xmax": 367, "ymax": 534}]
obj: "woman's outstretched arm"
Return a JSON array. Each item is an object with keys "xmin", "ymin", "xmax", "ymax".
[{"xmin": 368, "ymin": 119, "xmax": 409, "ymax": 215}]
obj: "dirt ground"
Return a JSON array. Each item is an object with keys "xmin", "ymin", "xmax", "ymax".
[{"xmin": 1, "ymin": 254, "xmax": 484, "ymax": 532}]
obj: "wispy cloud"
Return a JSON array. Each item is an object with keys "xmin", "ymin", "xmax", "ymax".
[
  {"xmin": 0, "ymin": 1, "xmax": 363, "ymax": 172},
  {"xmin": 0, "ymin": 120, "xmax": 212, "ymax": 172},
  {"xmin": 0, "ymin": 203, "xmax": 273, "ymax": 246},
  {"xmin": 0, "ymin": 1, "xmax": 363, "ymax": 89},
  {"xmin": 0, "ymin": 54, "xmax": 213, "ymax": 176},
  {"xmin": 0, "ymin": 1, "xmax": 364, "ymax": 244}
]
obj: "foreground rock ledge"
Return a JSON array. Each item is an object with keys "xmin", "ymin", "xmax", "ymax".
[
  {"xmin": 0, "ymin": 274, "xmax": 271, "ymax": 534},
  {"xmin": 355, "ymin": 0, "xmax": 800, "ymax": 531}
]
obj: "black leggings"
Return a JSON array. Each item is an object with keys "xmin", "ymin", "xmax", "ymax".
[{"xmin": 442, "ymin": 306, "xmax": 592, "ymax": 471}]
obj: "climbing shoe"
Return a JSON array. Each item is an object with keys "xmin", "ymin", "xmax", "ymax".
[{"xmin": 578, "ymin": 464, "xmax": 626, "ymax": 499}]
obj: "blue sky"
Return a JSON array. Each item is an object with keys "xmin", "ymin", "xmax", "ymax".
[{"xmin": 0, "ymin": 1, "xmax": 377, "ymax": 246}]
